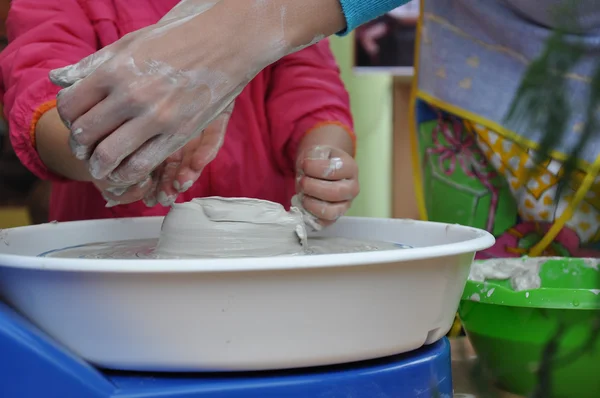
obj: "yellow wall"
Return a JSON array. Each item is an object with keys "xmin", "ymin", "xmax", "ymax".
[{"xmin": 329, "ymin": 34, "xmax": 393, "ymax": 218}]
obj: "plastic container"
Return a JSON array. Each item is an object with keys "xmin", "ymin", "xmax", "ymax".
[
  {"xmin": 0, "ymin": 216, "xmax": 494, "ymax": 371},
  {"xmin": 459, "ymin": 257, "xmax": 600, "ymax": 397}
]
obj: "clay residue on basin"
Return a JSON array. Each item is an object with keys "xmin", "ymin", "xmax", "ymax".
[
  {"xmin": 469, "ymin": 257, "xmax": 546, "ymax": 291},
  {"xmin": 469, "ymin": 256, "xmax": 600, "ymax": 292}
]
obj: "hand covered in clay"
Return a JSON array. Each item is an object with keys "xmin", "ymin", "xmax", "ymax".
[
  {"xmin": 96, "ymin": 175, "xmax": 154, "ymax": 208},
  {"xmin": 295, "ymin": 146, "xmax": 359, "ymax": 228},
  {"xmin": 48, "ymin": 0, "xmax": 275, "ymax": 189},
  {"xmin": 143, "ymin": 103, "xmax": 234, "ymax": 207}
]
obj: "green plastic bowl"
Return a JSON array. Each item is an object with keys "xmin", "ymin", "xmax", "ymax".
[{"xmin": 459, "ymin": 257, "xmax": 600, "ymax": 397}]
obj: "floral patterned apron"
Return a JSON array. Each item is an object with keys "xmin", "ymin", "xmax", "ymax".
[{"xmin": 411, "ymin": 0, "xmax": 600, "ymax": 335}]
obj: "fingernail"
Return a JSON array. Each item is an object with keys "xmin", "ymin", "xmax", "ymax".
[
  {"xmin": 72, "ymin": 145, "xmax": 88, "ymax": 161},
  {"xmin": 89, "ymin": 162, "xmax": 101, "ymax": 180},
  {"xmin": 143, "ymin": 195, "xmax": 157, "ymax": 207},
  {"xmin": 105, "ymin": 186, "xmax": 128, "ymax": 197},
  {"xmin": 57, "ymin": 104, "xmax": 71, "ymax": 128},
  {"xmin": 157, "ymin": 191, "xmax": 177, "ymax": 207},
  {"xmin": 69, "ymin": 133, "xmax": 89, "ymax": 160},
  {"xmin": 175, "ymin": 180, "xmax": 193, "ymax": 193},
  {"xmin": 105, "ymin": 199, "xmax": 120, "ymax": 208}
]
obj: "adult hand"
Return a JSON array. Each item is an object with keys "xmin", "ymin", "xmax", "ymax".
[
  {"xmin": 47, "ymin": 0, "xmax": 346, "ymax": 195},
  {"xmin": 295, "ymin": 145, "xmax": 359, "ymax": 228},
  {"xmin": 49, "ymin": 1, "xmax": 259, "ymax": 189}
]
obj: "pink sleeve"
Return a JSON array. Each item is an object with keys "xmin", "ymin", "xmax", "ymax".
[
  {"xmin": 0, "ymin": 0, "xmax": 98, "ymax": 181},
  {"xmin": 266, "ymin": 38, "xmax": 355, "ymax": 174}
]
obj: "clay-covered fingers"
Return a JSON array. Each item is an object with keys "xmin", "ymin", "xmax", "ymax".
[
  {"xmin": 55, "ymin": 75, "xmax": 109, "ymax": 132},
  {"xmin": 171, "ymin": 127, "xmax": 222, "ymax": 192},
  {"xmin": 142, "ymin": 171, "xmax": 161, "ymax": 207},
  {"xmin": 300, "ymin": 195, "xmax": 351, "ymax": 225},
  {"xmin": 172, "ymin": 103, "xmax": 233, "ymax": 193},
  {"xmin": 154, "ymin": 149, "xmax": 184, "ymax": 207},
  {"xmin": 296, "ymin": 145, "xmax": 359, "ymax": 226},
  {"xmin": 299, "ymin": 176, "xmax": 359, "ymax": 202},
  {"xmin": 87, "ymin": 115, "xmax": 166, "ymax": 183},
  {"xmin": 106, "ymin": 134, "xmax": 170, "ymax": 186},
  {"xmin": 49, "ymin": 46, "xmax": 115, "ymax": 88},
  {"xmin": 300, "ymin": 156, "xmax": 358, "ymax": 181},
  {"xmin": 97, "ymin": 175, "xmax": 153, "ymax": 207},
  {"xmin": 68, "ymin": 96, "xmax": 132, "ymax": 161},
  {"xmin": 51, "ymin": 44, "xmax": 121, "ymax": 130}
]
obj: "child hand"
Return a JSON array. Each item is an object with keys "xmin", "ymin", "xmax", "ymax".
[
  {"xmin": 296, "ymin": 145, "xmax": 359, "ymax": 227},
  {"xmin": 144, "ymin": 104, "xmax": 233, "ymax": 207},
  {"xmin": 95, "ymin": 175, "xmax": 153, "ymax": 208}
]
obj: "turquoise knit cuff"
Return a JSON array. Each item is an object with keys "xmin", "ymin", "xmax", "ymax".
[{"xmin": 337, "ymin": 0, "xmax": 411, "ymax": 35}]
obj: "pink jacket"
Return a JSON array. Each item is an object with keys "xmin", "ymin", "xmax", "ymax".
[{"xmin": 0, "ymin": 0, "xmax": 354, "ymax": 222}]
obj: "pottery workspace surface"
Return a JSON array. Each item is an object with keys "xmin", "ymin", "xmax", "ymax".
[{"xmin": 42, "ymin": 197, "xmax": 401, "ymax": 259}]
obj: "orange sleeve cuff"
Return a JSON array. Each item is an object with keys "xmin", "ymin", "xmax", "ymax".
[
  {"xmin": 303, "ymin": 121, "xmax": 357, "ymax": 158},
  {"xmin": 29, "ymin": 99, "xmax": 57, "ymax": 149}
]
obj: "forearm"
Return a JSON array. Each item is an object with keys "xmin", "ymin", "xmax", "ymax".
[
  {"xmin": 35, "ymin": 108, "xmax": 92, "ymax": 181},
  {"xmin": 206, "ymin": 0, "xmax": 411, "ymax": 74},
  {"xmin": 297, "ymin": 124, "xmax": 355, "ymax": 159},
  {"xmin": 215, "ymin": 0, "xmax": 410, "ymax": 51},
  {"xmin": 209, "ymin": 0, "xmax": 345, "ymax": 67}
]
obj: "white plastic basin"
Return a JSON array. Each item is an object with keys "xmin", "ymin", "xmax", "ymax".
[{"xmin": 0, "ymin": 216, "xmax": 494, "ymax": 371}]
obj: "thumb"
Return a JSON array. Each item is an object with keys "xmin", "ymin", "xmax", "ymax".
[{"xmin": 49, "ymin": 47, "xmax": 114, "ymax": 88}]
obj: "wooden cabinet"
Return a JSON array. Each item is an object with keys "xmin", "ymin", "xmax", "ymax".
[{"xmin": 392, "ymin": 77, "xmax": 419, "ymax": 219}]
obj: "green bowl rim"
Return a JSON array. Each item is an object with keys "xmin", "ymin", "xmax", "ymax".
[{"xmin": 461, "ymin": 280, "xmax": 600, "ymax": 310}]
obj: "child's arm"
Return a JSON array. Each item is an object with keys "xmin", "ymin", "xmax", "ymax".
[
  {"xmin": 35, "ymin": 108, "xmax": 90, "ymax": 181},
  {"xmin": 0, "ymin": 0, "xmax": 98, "ymax": 181},
  {"xmin": 0, "ymin": 1, "xmax": 152, "ymax": 204},
  {"xmin": 266, "ymin": 39, "xmax": 358, "ymax": 226}
]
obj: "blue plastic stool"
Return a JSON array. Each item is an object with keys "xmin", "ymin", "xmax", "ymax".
[{"xmin": 0, "ymin": 301, "xmax": 453, "ymax": 398}]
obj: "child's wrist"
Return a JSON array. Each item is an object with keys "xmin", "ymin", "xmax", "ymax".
[{"xmin": 298, "ymin": 122, "xmax": 355, "ymax": 159}]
